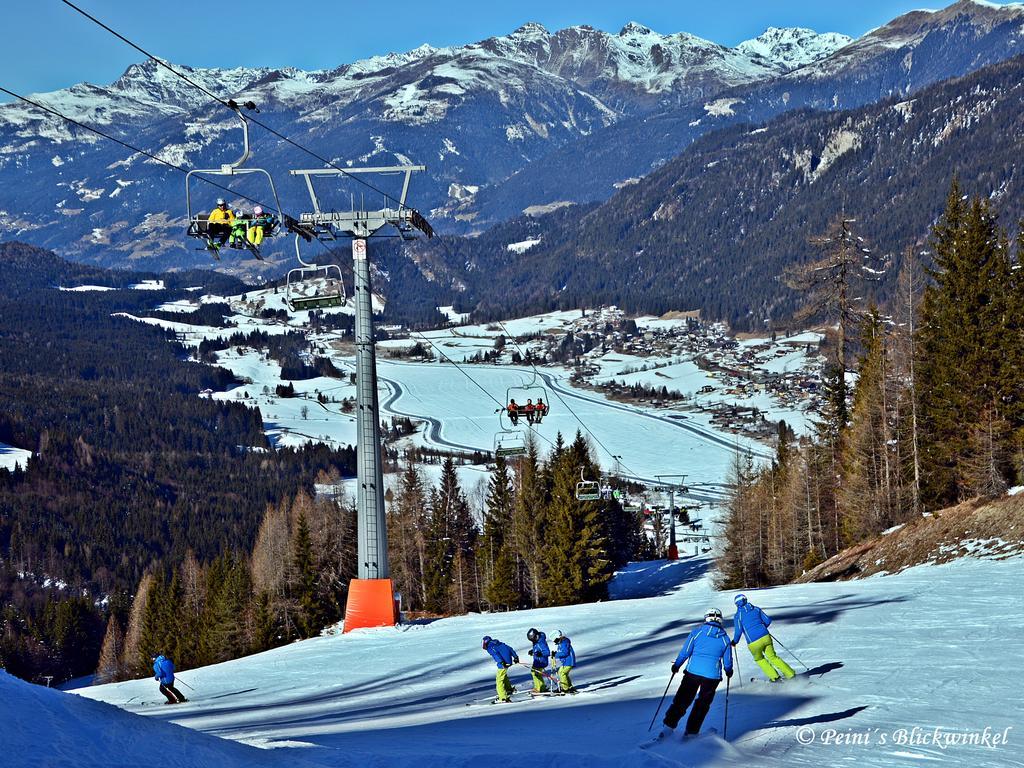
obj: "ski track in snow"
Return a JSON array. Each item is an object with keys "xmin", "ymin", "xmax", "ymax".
[{"xmin": 62, "ymin": 554, "xmax": 1024, "ymax": 768}]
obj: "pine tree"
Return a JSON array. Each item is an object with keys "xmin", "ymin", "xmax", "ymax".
[
  {"xmin": 511, "ymin": 436, "xmax": 548, "ymax": 605},
  {"xmin": 918, "ymin": 185, "xmax": 1019, "ymax": 505},
  {"xmin": 290, "ymin": 513, "xmax": 326, "ymax": 637},
  {"xmin": 201, "ymin": 554, "xmax": 253, "ymax": 663},
  {"xmin": 421, "ymin": 458, "xmax": 477, "ymax": 614},
  {"xmin": 540, "ymin": 433, "xmax": 612, "ymax": 605},
  {"xmin": 481, "ymin": 457, "xmax": 521, "ymax": 609}
]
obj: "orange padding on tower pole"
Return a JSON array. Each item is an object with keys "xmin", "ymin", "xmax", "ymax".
[{"xmin": 343, "ymin": 578, "xmax": 398, "ymax": 633}]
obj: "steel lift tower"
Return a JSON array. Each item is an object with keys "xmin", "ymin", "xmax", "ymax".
[
  {"xmin": 290, "ymin": 164, "xmax": 432, "ymax": 631},
  {"xmin": 655, "ymin": 474, "xmax": 688, "ymax": 561}
]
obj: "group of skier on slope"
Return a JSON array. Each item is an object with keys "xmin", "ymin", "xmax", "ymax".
[
  {"xmin": 149, "ymin": 592, "xmax": 791, "ymax": 737},
  {"xmin": 474, "ymin": 593, "xmax": 793, "ymax": 741},
  {"xmin": 481, "ymin": 629, "xmax": 576, "ymax": 702}
]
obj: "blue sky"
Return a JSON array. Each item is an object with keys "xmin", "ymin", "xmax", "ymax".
[{"xmin": 0, "ymin": 1, "xmax": 1010, "ymax": 100}]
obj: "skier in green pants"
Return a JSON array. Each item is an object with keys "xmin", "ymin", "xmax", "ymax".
[
  {"xmin": 526, "ymin": 628, "xmax": 551, "ymax": 693},
  {"xmin": 731, "ymin": 594, "xmax": 795, "ymax": 681},
  {"xmin": 482, "ymin": 636, "xmax": 519, "ymax": 702},
  {"xmin": 552, "ymin": 630, "xmax": 578, "ymax": 693}
]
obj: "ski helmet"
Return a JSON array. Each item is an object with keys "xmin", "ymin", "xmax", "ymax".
[
  {"xmin": 734, "ymin": 594, "xmax": 747, "ymax": 607},
  {"xmin": 253, "ymin": 206, "xmax": 263, "ymax": 215},
  {"xmin": 554, "ymin": 629, "xmax": 566, "ymax": 642},
  {"xmin": 234, "ymin": 209, "xmax": 243, "ymax": 217},
  {"xmin": 527, "ymin": 628, "xmax": 540, "ymax": 643},
  {"xmin": 704, "ymin": 608, "xmax": 723, "ymax": 624},
  {"xmin": 481, "ymin": 635, "xmax": 492, "ymax": 649},
  {"xmin": 216, "ymin": 198, "xmax": 226, "ymax": 205}
]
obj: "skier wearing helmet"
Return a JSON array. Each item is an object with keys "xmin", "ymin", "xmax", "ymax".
[
  {"xmin": 526, "ymin": 628, "xmax": 551, "ymax": 693},
  {"xmin": 228, "ymin": 209, "xmax": 250, "ymax": 248},
  {"xmin": 731, "ymin": 593, "xmax": 794, "ymax": 681},
  {"xmin": 658, "ymin": 608, "xmax": 733, "ymax": 741},
  {"xmin": 481, "ymin": 636, "xmax": 519, "ymax": 702},
  {"xmin": 247, "ymin": 205, "xmax": 276, "ymax": 247},
  {"xmin": 207, "ymin": 197, "xmax": 234, "ymax": 247},
  {"xmin": 551, "ymin": 630, "xmax": 577, "ymax": 693}
]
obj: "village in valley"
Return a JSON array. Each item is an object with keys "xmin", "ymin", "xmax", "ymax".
[{"xmin": 386, "ymin": 304, "xmax": 828, "ymax": 443}]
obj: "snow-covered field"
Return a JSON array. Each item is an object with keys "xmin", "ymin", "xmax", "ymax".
[
  {"xmin": 375, "ymin": 359, "xmax": 765, "ymax": 488},
  {"xmin": 118, "ymin": 301, "xmax": 770, "ymax": 493},
  {"xmin": 0, "ymin": 440, "xmax": 32, "ymax": 471},
  {"xmin": 54, "ymin": 553, "xmax": 1023, "ymax": 768}
]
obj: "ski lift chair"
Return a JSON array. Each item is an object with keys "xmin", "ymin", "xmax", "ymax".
[
  {"xmin": 285, "ymin": 235, "xmax": 347, "ymax": 312},
  {"xmin": 184, "ymin": 102, "xmax": 284, "ymax": 260},
  {"xmin": 494, "ymin": 430, "xmax": 527, "ymax": 458},
  {"xmin": 506, "ymin": 379, "xmax": 550, "ymax": 427},
  {"xmin": 575, "ymin": 469, "xmax": 602, "ymax": 501}
]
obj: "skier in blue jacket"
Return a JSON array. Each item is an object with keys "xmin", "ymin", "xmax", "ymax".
[
  {"xmin": 152, "ymin": 654, "xmax": 187, "ymax": 705},
  {"xmin": 526, "ymin": 627, "xmax": 551, "ymax": 693},
  {"xmin": 482, "ymin": 636, "xmax": 520, "ymax": 702},
  {"xmin": 659, "ymin": 608, "xmax": 732, "ymax": 740},
  {"xmin": 552, "ymin": 630, "xmax": 577, "ymax": 693},
  {"xmin": 732, "ymin": 594, "xmax": 794, "ymax": 681}
]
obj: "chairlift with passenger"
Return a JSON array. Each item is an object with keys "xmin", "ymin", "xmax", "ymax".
[
  {"xmin": 285, "ymin": 235, "xmax": 346, "ymax": 312},
  {"xmin": 184, "ymin": 101, "xmax": 284, "ymax": 260},
  {"xmin": 501, "ymin": 373, "xmax": 550, "ymax": 428}
]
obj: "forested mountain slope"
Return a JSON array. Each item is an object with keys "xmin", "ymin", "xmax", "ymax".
[
  {"xmin": 0, "ymin": 243, "xmax": 355, "ymax": 681},
  {"xmin": 426, "ymin": 53, "xmax": 1024, "ymax": 327}
]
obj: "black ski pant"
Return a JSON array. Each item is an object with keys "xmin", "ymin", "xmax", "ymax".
[
  {"xmin": 208, "ymin": 222, "xmax": 230, "ymax": 245},
  {"xmin": 663, "ymin": 671, "xmax": 719, "ymax": 734},
  {"xmin": 159, "ymin": 683, "xmax": 186, "ymax": 704}
]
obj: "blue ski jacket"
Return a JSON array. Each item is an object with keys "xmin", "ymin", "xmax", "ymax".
[
  {"xmin": 553, "ymin": 636, "xmax": 576, "ymax": 667},
  {"xmin": 675, "ymin": 623, "xmax": 733, "ymax": 680},
  {"xmin": 732, "ymin": 602, "xmax": 772, "ymax": 645},
  {"xmin": 485, "ymin": 639, "xmax": 519, "ymax": 668},
  {"xmin": 530, "ymin": 632, "xmax": 551, "ymax": 668},
  {"xmin": 153, "ymin": 655, "xmax": 175, "ymax": 685}
]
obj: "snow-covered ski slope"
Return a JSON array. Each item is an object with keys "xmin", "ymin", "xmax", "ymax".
[{"xmin": 67, "ymin": 553, "xmax": 1024, "ymax": 768}]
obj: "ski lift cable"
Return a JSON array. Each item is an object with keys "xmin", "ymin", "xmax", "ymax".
[
  {"xmin": 0, "ymin": 85, "xmax": 289, "ymax": 217},
  {"xmin": 493, "ymin": 319, "xmax": 637, "ymax": 476},
  {"xmin": 60, "ymin": 0, "xmax": 415, "ymax": 212}
]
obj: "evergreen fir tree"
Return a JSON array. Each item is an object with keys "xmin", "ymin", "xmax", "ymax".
[
  {"xmin": 540, "ymin": 434, "xmax": 612, "ymax": 605},
  {"xmin": 481, "ymin": 457, "xmax": 520, "ymax": 609},
  {"xmin": 290, "ymin": 513, "xmax": 326, "ymax": 637},
  {"xmin": 511, "ymin": 437, "xmax": 548, "ymax": 605},
  {"xmin": 918, "ymin": 185, "xmax": 1020, "ymax": 505}
]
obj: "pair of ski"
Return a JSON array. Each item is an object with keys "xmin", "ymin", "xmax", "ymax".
[
  {"xmin": 466, "ymin": 690, "xmax": 566, "ymax": 707},
  {"xmin": 466, "ymin": 673, "xmax": 633, "ymax": 706}
]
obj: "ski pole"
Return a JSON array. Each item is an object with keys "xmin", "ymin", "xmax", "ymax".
[
  {"xmin": 517, "ymin": 661, "xmax": 559, "ymax": 684},
  {"xmin": 648, "ymin": 671, "xmax": 676, "ymax": 732},
  {"xmin": 723, "ymin": 676, "xmax": 730, "ymax": 740},
  {"xmin": 175, "ymin": 678, "xmax": 195, "ymax": 691},
  {"xmin": 731, "ymin": 644, "xmax": 742, "ymax": 688},
  {"xmin": 770, "ymin": 633, "xmax": 809, "ymax": 673}
]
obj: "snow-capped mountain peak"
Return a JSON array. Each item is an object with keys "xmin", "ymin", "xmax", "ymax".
[
  {"xmin": 736, "ymin": 27, "xmax": 854, "ymax": 71},
  {"xmin": 619, "ymin": 21, "xmax": 655, "ymax": 36}
]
